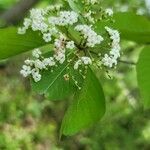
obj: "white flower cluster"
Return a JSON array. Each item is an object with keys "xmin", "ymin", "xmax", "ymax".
[
  {"xmin": 18, "ymin": 8, "xmax": 57, "ymax": 43},
  {"xmin": 48, "ymin": 11, "xmax": 78, "ymax": 26},
  {"xmin": 19, "ymin": 2, "xmax": 121, "ymax": 85},
  {"xmin": 18, "ymin": 9, "xmax": 47, "ymax": 34},
  {"xmin": 102, "ymin": 27, "xmax": 120, "ymax": 68},
  {"xmin": 20, "ymin": 49, "xmax": 57, "ymax": 82},
  {"xmin": 18, "ymin": 8, "xmax": 78, "ymax": 43},
  {"xmin": 74, "ymin": 57, "xmax": 92, "ymax": 70},
  {"xmin": 75, "ymin": 25, "xmax": 104, "ymax": 47},
  {"xmin": 19, "ymin": 4, "xmax": 63, "ymax": 34},
  {"xmin": 53, "ymin": 34, "xmax": 67, "ymax": 64},
  {"xmin": 54, "ymin": 34, "xmax": 76, "ymax": 63}
]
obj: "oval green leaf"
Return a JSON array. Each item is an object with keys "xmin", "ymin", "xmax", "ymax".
[
  {"xmin": 0, "ymin": 27, "xmax": 45, "ymax": 60},
  {"xmin": 95, "ymin": 12, "xmax": 150, "ymax": 44},
  {"xmin": 136, "ymin": 46, "xmax": 150, "ymax": 108},
  {"xmin": 61, "ymin": 68, "xmax": 106, "ymax": 136}
]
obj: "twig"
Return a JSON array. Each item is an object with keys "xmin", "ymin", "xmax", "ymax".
[
  {"xmin": 90, "ymin": 50, "xmax": 136, "ymax": 65},
  {"xmin": 0, "ymin": 0, "xmax": 40, "ymax": 25},
  {"xmin": 90, "ymin": 50, "xmax": 98, "ymax": 55}
]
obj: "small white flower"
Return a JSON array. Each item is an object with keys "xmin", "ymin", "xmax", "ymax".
[
  {"xmin": 31, "ymin": 68, "xmax": 39, "ymax": 75},
  {"xmin": 43, "ymin": 33, "xmax": 52, "ymax": 42},
  {"xmin": 66, "ymin": 41, "xmax": 75, "ymax": 49},
  {"xmin": 24, "ymin": 59, "xmax": 34, "ymax": 66},
  {"xmin": 34, "ymin": 59, "xmax": 45, "ymax": 70},
  {"xmin": 102, "ymin": 54, "xmax": 116, "ymax": 68},
  {"xmin": 74, "ymin": 57, "xmax": 92, "ymax": 70},
  {"xmin": 84, "ymin": 11, "xmax": 95, "ymax": 23},
  {"xmin": 31, "ymin": 21, "xmax": 48, "ymax": 32},
  {"xmin": 54, "ymin": 51, "xmax": 66, "ymax": 64},
  {"xmin": 20, "ymin": 65, "xmax": 31, "ymax": 77},
  {"xmin": 23, "ymin": 18, "xmax": 31, "ymax": 29},
  {"xmin": 33, "ymin": 74, "xmax": 41, "ymax": 82},
  {"xmin": 105, "ymin": 8, "xmax": 113, "ymax": 16},
  {"xmin": 74, "ymin": 60, "xmax": 82, "ymax": 70},
  {"xmin": 32, "ymin": 69, "xmax": 41, "ymax": 82},
  {"xmin": 48, "ymin": 27, "xmax": 58, "ymax": 35},
  {"xmin": 43, "ymin": 57, "xmax": 56, "ymax": 67},
  {"xmin": 32, "ymin": 49, "xmax": 42, "ymax": 58},
  {"xmin": 54, "ymin": 34, "xmax": 66, "ymax": 50},
  {"xmin": 54, "ymin": 39, "xmax": 62, "ymax": 49},
  {"xmin": 75, "ymin": 25, "xmax": 104, "ymax": 47},
  {"xmin": 81, "ymin": 57, "xmax": 92, "ymax": 65},
  {"xmin": 30, "ymin": 9, "xmax": 44, "ymax": 20},
  {"xmin": 18, "ymin": 27, "xmax": 26, "ymax": 34}
]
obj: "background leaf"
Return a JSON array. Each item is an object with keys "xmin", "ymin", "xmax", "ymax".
[
  {"xmin": 61, "ymin": 69, "xmax": 106, "ymax": 136},
  {"xmin": 0, "ymin": 27, "xmax": 46, "ymax": 60},
  {"xmin": 136, "ymin": 46, "xmax": 150, "ymax": 108},
  {"xmin": 95, "ymin": 12, "xmax": 150, "ymax": 44}
]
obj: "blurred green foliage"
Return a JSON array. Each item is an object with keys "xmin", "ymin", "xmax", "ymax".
[
  {"xmin": 0, "ymin": 0, "xmax": 150, "ymax": 149},
  {"xmin": 0, "ymin": 0, "xmax": 17, "ymax": 8}
]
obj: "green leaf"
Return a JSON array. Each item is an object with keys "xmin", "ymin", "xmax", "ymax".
[
  {"xmin": 67, "ymin": 0, "xmax": 84, "ymax": 14},
  {"xmin": 61, "ymin": 68, "xmax": 105, "ymax": 136},
  {"xmin": 0, "ymin": 27, "xmax": 46, "ymax": 60},
  {"xmin": 95, "ymin": 12, "xmax": 150, "ymax": 44},
  {"xmin": 136, "ymin": 46, "xmax": 150, "ymax": 108},
  {"xmin": 31, "ymin": 61, "xmax": 74, "ymax": 101}
]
